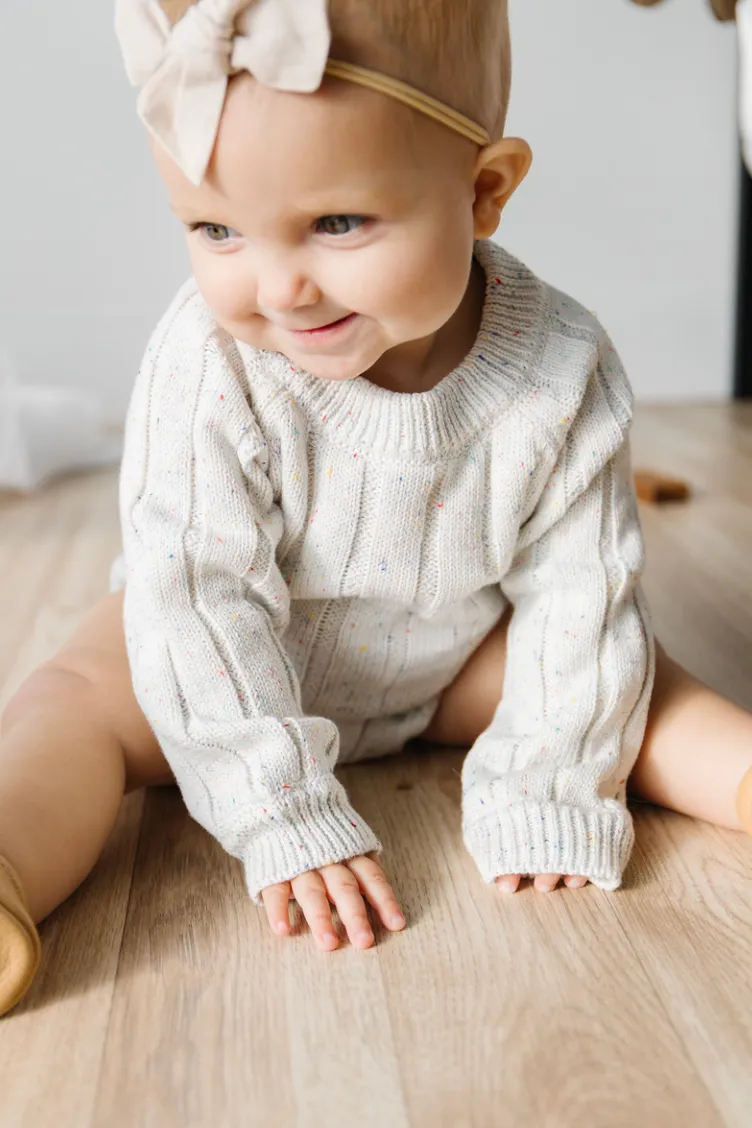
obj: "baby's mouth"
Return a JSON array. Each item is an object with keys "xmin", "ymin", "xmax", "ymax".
[{"xmin": 291, "ymin": 313, "xmax": 358, "ymax": 338}]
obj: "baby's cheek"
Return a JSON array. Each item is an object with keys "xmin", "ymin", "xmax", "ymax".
[
  {"xmin": 388, "ymin": 253, "xmax": 470, "ymax": 334},
  {"xmin": 392, "ymin": 225, "xmax": 472, "ymax": 324},
  {"xmin": 340, "ymin": 246, "xmax": 448, "ymax": 330},
  {"xmin": 188, "ymin": 251, "xmax": 252, "ymax": 324}
]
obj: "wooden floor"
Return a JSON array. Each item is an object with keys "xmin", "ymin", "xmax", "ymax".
[{"xmin": 0, "ymin": 404, "xmax": 751, "ymax": 1128}]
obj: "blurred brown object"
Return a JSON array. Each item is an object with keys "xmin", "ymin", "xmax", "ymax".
[
  {"xmin": 630, "ymin": 0, "xmax": 737, "ymax": 19},
  {"xmin": 633, "ymin": 470, "xmax": 692, "ymax": 503},
  {"xmin": 160, "ymin": 0, "xmax": 195, "ymax": 23}
]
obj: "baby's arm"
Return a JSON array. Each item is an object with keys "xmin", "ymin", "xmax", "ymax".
[
  {"xmin": 462, "ymin": 329, "xmax": 655, "ymax": 891},
  {"xmin": 120, "ymin": 287, "xmax": 382, "ymax": 905}
]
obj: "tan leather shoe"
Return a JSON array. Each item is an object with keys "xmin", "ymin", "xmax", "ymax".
[
  {"xmin": 0, "ymin": 857, "xmax": 41, "ymax": 1017},
  {"xmin": 737, "ymin": 767, "xmax": 752, "ymax": 837}
]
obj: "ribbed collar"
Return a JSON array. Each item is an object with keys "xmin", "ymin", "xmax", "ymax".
[{"xmin": 242, "ymin": 240, "xmax": 547, "ymax": 458}]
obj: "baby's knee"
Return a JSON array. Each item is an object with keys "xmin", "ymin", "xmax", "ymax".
[
  {"xmin": 1, "ymin": 657, "xmax": 106, "ymax": 738},
  {"xmin": 1, "ymin": 647, "xmax": 169, "ymax": 790}
]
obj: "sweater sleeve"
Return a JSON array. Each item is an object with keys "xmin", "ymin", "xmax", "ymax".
[
  {"xmin": 119, "ymin": 289, "xmax": 382, "ymax": 904},
  {"xmin": 461, "ymin": 333, "xmax": 656, "ymax": 891}
]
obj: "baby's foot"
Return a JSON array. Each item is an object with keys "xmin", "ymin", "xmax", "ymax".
[
  {"xmin": 0, "ymin": 856, "xmax": 41, "ymax": 1017},
  {"xmin": 496, "ymin": 874, "xmax": 589, "ymax": 894}
]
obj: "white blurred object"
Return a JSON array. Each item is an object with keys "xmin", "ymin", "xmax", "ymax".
[
  {"xmin": 0, "ymin": 345, "xmax": 123, "ymax": 492},
  {"xmin": 740, "ymin": 0, "xmax": 752, "ymax": 173}
]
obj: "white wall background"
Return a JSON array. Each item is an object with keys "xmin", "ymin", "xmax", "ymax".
[
  {"xmin": 0, "ymin": 0, "xmax": 185, "ymax": 420},
  {"xmin": 503, "ymin": 0, "xmax": 739, "ymax": 402},
  {"xmin": 0, "ymin": 0, "xmax": 740, "ymax": 413}
]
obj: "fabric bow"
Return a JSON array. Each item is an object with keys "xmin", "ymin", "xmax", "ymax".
[{"xmin": 115, "ymin": 0, "xmax": 331, "ymax": 184}]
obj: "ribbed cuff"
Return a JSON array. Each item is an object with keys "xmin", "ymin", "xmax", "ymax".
[
  {"xmin": 243, "ymin": 792, "xmax": 383, "ymax": 905},
  {"xmin": 463, "ymin": 801, "xmax": 634, "ymax": 892}
]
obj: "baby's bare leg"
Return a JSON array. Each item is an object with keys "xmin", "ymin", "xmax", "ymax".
[
  {"xmin": 0, "ymin": 591, "xmax": 170, "ymax": 924},
  {"xmin": 422, "ymin": 610, "xmax": 752, "ymax": 831},
  {"xmin": 629, "ymin": 649, "xmax": 752, "ymax": 829}
]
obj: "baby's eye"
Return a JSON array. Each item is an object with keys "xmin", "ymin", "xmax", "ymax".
[
  {"xmin": 314, "ymin": 215, "xmax": 366, "ymax": 237},
  {"xmin": 190, "ymin": 223, "xmax": 239, "ymax": 243}
]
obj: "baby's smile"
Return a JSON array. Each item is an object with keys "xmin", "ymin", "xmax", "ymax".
[
  {"xmin": 289, "ymin": 311, "xmax": 360, "ymax": 341},
  {"xmin": 155, "ymin": 73, "xmax": 486, "ymax": 393}
]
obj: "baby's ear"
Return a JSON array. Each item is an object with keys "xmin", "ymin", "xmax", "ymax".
[{"xmin": 472, "ymin": 139, "xmax": 532, "ymax": 240}]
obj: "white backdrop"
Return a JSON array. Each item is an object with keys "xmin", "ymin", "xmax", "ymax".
[
  {"xmin": 0, "ymin": 0, "xmax": 740, "ymax": 431},
  {"xmin": 503, "ymin": 0, "xmax": 739, "ymax": 402}
]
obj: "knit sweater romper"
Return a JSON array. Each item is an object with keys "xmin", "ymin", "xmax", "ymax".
[{"xmin": 112, "ymin": 239, "xmax": 655, "ymax": 902}]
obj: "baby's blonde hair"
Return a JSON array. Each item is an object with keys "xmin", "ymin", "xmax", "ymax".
[{"xmin": 159, "ymin": 0, "xmax": 512, "ymax": 139}]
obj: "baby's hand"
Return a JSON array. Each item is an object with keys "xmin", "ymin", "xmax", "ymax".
[
  {"xmin": 496, "ymin": 874, "xmax": 589, "ymax": 894},
  {"xmin": 261, "ymin": 853, "xmax": 406, "ymax": 951}
]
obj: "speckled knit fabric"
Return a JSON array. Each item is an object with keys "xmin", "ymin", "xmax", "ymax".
[{"xmin": 112, "ymin": 239, "xmax": 655, "ymax": 903}]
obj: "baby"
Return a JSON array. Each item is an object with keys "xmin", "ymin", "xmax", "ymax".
[{"xmin": 1, "ymin": 0, "xmax": 751, "ymax": 1018}]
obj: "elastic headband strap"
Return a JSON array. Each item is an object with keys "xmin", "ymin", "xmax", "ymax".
[{"xmin": 324, "ymin": 60, "xmax": 490, "ymax": 148}]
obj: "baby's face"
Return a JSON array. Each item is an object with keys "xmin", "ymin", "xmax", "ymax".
[{"xmin": 156, "ymin": 75, "xmax": 481, "ymax": 384}]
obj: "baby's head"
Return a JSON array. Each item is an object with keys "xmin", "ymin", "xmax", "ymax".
[{"xmin": 122, "ymin": 0, "xmax": 531, "ymax": 385}]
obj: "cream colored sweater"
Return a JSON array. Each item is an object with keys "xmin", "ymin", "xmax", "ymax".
[{"xmin": 113, "ymin": 239, "xmax": 655, "ymax": 903}]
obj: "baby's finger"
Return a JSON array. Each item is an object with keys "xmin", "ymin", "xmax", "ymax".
[
  {"xmin": 261, "ymin": 881, "xmax": 293, "ymax": 936},
  {"xmin": 346, "ymin": 855, "xmax": 406, "ymax": 932},
  {"xmin": 291, "ymin": 872, "xmax": 340, "ymax": 951},
  {"xmin": 563, "ymin": 875, "xmax": 589, "ymax": 889},
  {"xmin": 534, "ymin": 874, "xmax": 562, "ymax": 893},
  {"xmin": 320, "ymin": 864, "xmax": 376, "ymax": 949},
  {"xmin": 496, "ymin": 874, "xmax": 522, "ymax": 893}
]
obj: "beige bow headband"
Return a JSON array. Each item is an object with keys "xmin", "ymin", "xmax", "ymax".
[{"xmin": 115, "ymin": 0, "xmax": 491, "ymax": 185}]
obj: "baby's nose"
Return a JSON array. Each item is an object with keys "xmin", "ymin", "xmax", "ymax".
[{"xmin": 257, "ymin": 269, "xmax": 320, "ymax": 314}]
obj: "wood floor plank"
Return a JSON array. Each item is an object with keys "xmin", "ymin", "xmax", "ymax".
[
  {"xmin": 632, "ymin": 404, "xmax": 752, "ymax": 508},
  {"xmin": 639, "ymin": 502, "xmax": 752, "ymax": 707},
  {"xmin": 0, "ymin": 469, "xmax": 120, "ymax": 698},
  {"xmin": 342, "ymin": 748, "xmax": 724, "ymax": 1128},
  {"xmin": 607, "ymin": 809, "xmax": 752, "ymax": 1128},
  {"xmin": 93, "ymin": 788, "xmax": 410, "ymax": 1128},
  {"xmin": 1, "ymin": 406, "xmax": 750, "ymax": 1126}
]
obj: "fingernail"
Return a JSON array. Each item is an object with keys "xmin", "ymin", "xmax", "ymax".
[
  {"xmin": 275, "ymin": 920, "xmax": 288, "ymax": 934},
  {"xmin": 567, "ymin": 877, "xmax": 587, "ymax": 888},
  {"xmin": 390, "ymin": 913, "xmax": 405, "ymax": 928},
  {"xmin": 357, "ymin": 931, "xmax": 373, "ymax": 945},
  {"xmin": 498, "ymin": 877, "xmax": 517, "ymax": 893}
]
